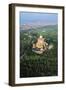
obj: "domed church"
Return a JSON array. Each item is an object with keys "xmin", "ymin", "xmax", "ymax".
[{"xmin": 32, "ymin": 35, "xmax": 48, "ymax": 54}]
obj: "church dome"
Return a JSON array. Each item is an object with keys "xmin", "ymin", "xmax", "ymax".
[
  {"xmin": 32, "ymin": 36, "xmax": 48, "ymax": 54},
  {"xmin": 39, "ymin": 35, "xmax": 43, "ymax": 38}
]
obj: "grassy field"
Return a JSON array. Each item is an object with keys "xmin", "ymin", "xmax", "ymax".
[{"xmin": 20, "ymin": 25, "xmax": 58, "ymax": 78}]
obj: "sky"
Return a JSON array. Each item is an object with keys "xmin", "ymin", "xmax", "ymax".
[{"xmin": 20, "ymin": 11, "xmax": 58, "ymax": 26}]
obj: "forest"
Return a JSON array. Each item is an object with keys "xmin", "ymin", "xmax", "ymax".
[{"xmin": 20, "ymin": 25, "xmax": 58, "ymax": 78}]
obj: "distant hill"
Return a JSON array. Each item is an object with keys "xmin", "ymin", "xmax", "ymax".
[
  {"xmin": 20, "ymin": 24, "xmax": 58, "ymax": 31},
  {"xmin": 20, "ymin": 24, "xmax": 58, "ymax": 32}
]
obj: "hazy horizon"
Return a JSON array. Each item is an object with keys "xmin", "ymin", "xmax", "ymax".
[{"xmin": 20, "ymin": 11, "xmax": 58, "ymax": 26}]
